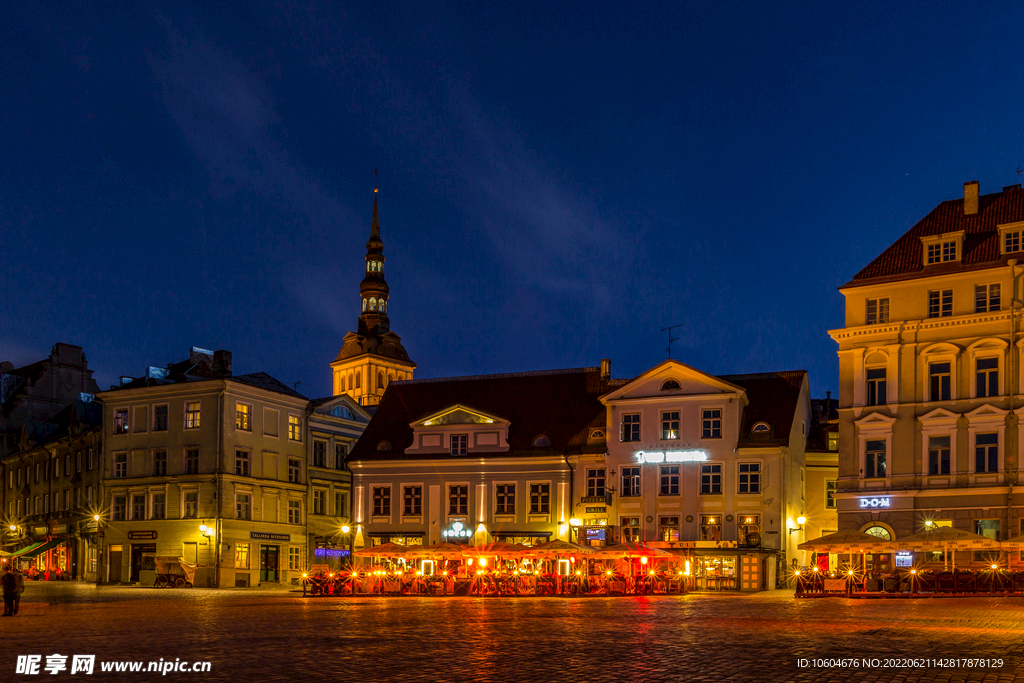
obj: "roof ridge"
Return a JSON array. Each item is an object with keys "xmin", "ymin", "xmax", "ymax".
[
  {"xmin": 393, "ymin": 367, "xmax": 599, "ymax": 385},
  {"xmin": 718, "ymin": 369, "xmax": 807, "ymax": 380}
]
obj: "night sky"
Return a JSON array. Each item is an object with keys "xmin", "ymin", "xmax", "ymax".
[{"xmin": 4, "ymin": 2, "xmax": 1024, "ymax": 399}]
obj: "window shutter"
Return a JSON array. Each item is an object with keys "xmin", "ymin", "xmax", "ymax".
[{"xmin": 619, "ymin": 422, "xmax": 624, "ymax": 442}]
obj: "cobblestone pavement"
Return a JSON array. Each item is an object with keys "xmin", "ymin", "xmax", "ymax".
[{"xmin": 3, "ymin": 583, "xmax": 1024, "ymax": 682}]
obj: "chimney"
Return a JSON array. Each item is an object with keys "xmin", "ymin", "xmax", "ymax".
[
  {"xmin": 600, "ymin": 358, "xmax": 611, "ymax": 381},
  {"xmin": 964, "ymin": 180, "xmax": 979, "ymax": 215},
  {"xmin": 213, "ymin": 350, "xmax": 233, "ymax": 377}
]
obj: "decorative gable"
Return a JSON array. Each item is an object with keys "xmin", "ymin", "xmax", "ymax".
[
  {"xmin": 602, "ymin": 359, "xmax": 746, "ymax": 404},
  {"xmin": 407, "ymin": 404, "xmax": 511, "ymax": 455}
]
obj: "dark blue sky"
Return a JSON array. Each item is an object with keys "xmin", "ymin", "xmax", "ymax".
[{"xmin": 3, "ymin": 2, "xmax": 1024, "ymax": 398}]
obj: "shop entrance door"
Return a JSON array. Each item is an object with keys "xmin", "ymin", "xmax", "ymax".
[
  {"xmin": 108, "ymin": 545, "xmax": 122, "ymax": 583},
  {"xmin": 260, "ymin": 545, "xmax": 279, "ymax": 582},
  {"xmin": 130, "ymin": 544, "xmax": 156, "ymax": 582}
]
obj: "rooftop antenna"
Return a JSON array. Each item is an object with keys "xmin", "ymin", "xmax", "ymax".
[{"xmin": 661, "ymin": 324, "xmax": 683, "ymax": 359}]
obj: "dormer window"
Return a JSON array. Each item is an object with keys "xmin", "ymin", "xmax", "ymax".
[
  {"xmin": 532, "ymin": 435, "xmax": 551, "ymax": 447},
  {"xmin": 921, "ymin": 231, "xmax": 963, "ymax": 266},
  {"xmin": 660, "ymin": 379, "xmax": 681, "ymax": 391},
  {"xmin": 376, "ymin": 440, "xmax": 392, "ymax": 452},
  {"xmin": 751, "ymin": 422, "xmax": 770, "ymax": 435},
  {"xmin": 999, "ymin": 222, "xmax": 1024, "ymax": 254},
  {"xmin": 590, "ymin": 430, "xmax": 605, "ymax": 439}
]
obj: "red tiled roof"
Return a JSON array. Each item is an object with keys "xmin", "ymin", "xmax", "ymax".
[
  {"xmin": 719, "ymin": 370, "xmax": 807, "ymax": 447},
  {"xmin": 844, "ymin": 186, "xmax": 1024, "ymax": 288}
]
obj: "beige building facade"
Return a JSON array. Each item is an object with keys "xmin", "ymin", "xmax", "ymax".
[
  {"xmin": 95, "ymin": 349, "xmax": 310, "ymax": 588},
  {"xmin": 831, "ymin": 180, "xmax": 1024, "ymax": 571}
]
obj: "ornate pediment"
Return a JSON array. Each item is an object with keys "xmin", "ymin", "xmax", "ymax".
[{"xmin": 413, "ymin": 405, "xmax": 506, "ymax": 427}]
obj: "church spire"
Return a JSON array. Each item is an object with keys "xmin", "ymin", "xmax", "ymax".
[{"xmin": 359, "ymin": 175, "xmax": 389, "ymax": 335}]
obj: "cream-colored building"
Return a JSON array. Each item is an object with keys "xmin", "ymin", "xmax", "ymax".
[
  {"xmin": 95, "ymin": 348, "xmax": 309, "ymax": 588},
  {"xmin": 830, "ymin": 180, "xmax": 1024, "ymax": 573},
  {"xmin": 571, "ymin": 360, "xmax": 811, "ymax": 591},
  {"xmin": 803, "ymin": 398, "xmax": 839, "ymax": 569}
]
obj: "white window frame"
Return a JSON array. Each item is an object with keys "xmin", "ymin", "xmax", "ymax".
[
  {"xmin": 736, "ymin": 461, "xmax": 763, "ymax": 495},
  {"xmin": 527, "ymin": 480, "xmax": 552, "ymax": 517},
  {"xmin": 401, "ymin": 482, "xmax": 424, "ymax": 520},
  {"xmin": 921, "ymin": 231, "xmax": 963, "ymax": 266},
  {"xmin": 966, "ymin": 339, "xmax": 1007, "ymax": 399},
  {"xmin": 700, "ymin": 406, "xmax": 724, "ymax": 440},
  {"xmin": 920, "ymin": 344, "xmax": 960, "ymax": 403},
  {"xmin": 865, "ymin": 297, "xmax": 889, "ymax": 325},
  {"xmin": 180, "ymin": 486, "xmax": 200, "ymax": 520},
  {"xmin": 446, "ymin": 482, "xmax": 471, "ymax": 518},
  {"xmin": 919, "ymin": 408, "xmax": 958, "ymax": 483},
  {"xmin": 493, "ymin": 481, "xmax": 517, "ymax": 519},
  {"xmin": 855, "ymin": 412, "xmax": 896, "ymax": 490},
  {"xmin": 966, "ymin": 405, "xmax": 1008, "ymax": 482}
]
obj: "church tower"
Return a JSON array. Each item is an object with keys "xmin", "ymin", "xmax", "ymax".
[{"xmin": 331, "ymin": 182, "xmax": 416, "ymax": 405}]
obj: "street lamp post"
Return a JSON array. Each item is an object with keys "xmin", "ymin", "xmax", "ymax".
[{"xmin": 93, "ymin": 515, "xmax": 104, "ymax": 587}]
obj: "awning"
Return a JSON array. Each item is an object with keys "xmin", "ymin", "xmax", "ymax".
[
  {"xmin": 367, "ymin": 531, "xmax": 425, "ymax": 538},
  {"xmin": 493, "ymin": 531, "xmax": 552, "ymax": 538},
  {"xmin": 19, "ymin": 539, "xmax": 64, "ymax": 559},
  {"xmin": 7, "ymin": 541, "xmax": 45, "ymax": 558}
]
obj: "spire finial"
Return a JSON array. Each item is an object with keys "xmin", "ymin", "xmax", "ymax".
[
  {"xmin": 370, "ymin": 169, "xmax": 381, "ymax": 241},
  {"xmin": 374, "ymin": 167, "xmax": 378, "ymax": 193}
]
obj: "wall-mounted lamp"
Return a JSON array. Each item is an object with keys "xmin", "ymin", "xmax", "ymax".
[{"xmin": 788, "ymin": 516, "xmax": 806, "ymax": 534}]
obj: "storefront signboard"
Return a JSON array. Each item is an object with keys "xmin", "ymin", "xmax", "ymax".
[
  {"xmin": 895, "ymin": 551, "xmax": 913, "ymax": 567},
  {"xmin": 128, "ymin": 531, "xmax": 158, "ymax": 540},
  {"xmin": 580, "ymin": 496, "xmax": 605, "ymax": 504},
  {"xmin": 859, "ymin": 497, "xmax": 890, "ymax": 508},
  {"xmin": 585, "ymin": 507, "xmax": 606, "ymax": 514},
  {"xmin": 823, "ymin": 578, "xmax": 846, "ymax": 591},
  {"xmin": 440, "ymin": 524, "xmax": 471, "ymax": 540},
  {"xmin": 635, "ymin": 450, "xmax": 707, "ymax": 464},
  {"xmin": 250, "ymin": 532, "xmax": 290, "ymax": 542}
]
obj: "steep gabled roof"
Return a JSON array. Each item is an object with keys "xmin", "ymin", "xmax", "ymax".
[
  {"xmin": 719, "ymin": 370, "xmax": 807, "ymax": 447},
  {"xmin": 348, "ymin": 367, "xmax": 613, "ymax": 461},
  {"xmin": 845, "ymin": 185, "xmax": 1024, "ymax": 287}
]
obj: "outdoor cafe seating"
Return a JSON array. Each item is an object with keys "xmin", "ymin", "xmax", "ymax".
[{"xmin": 303, "ymin": 539, "xmax": 691, "ymax": 598}]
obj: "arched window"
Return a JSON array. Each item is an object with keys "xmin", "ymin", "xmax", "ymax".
[
  {"xmin": 376, "ymin": 440, "xmax": 392, "ymax": 453},
  {"xmin": 590, "ymin": 430, "xmax": 605, "ymax": 439},
  {"xmin": 380, "ymin": 299, "xmax": 386, "ymax": 313},
  {"xmin": 341, "ymin": 375, "xmax": 347, "ymax": 392},
  {"xmin": 388, "ymin": 373, "xmax": 394, "ymax": 386},
  {"xmin": 863, "ymin": 525, "xmax": 891, "ymax": 541},
  {"xmin": 378, "ymin": 372, "xmax": 384, "ymax": 390},
  {"xmin": 369, "ymin": 298, "xmax": 377, "ymax": 311},
  {"xmin": 532, "ymin": 435, "xmax": 551, "ymax": 447},
  {"xmin": 661, "ymin": 379, "xmax": 681, "ymax": 391},
  {"xmin": 366, "ymin": 262, "xmax": 371, "ymax": 272},
  {"xmin": 362, "ymin": 299, "xmax": 368, "ymax": 312},
  {"xmin": 355, "ymin": 373, "xmax": 361, "ymax": 389},
  {"xmin": 752, "ymin": 422, "xmax": 771, "ymax": 434}
]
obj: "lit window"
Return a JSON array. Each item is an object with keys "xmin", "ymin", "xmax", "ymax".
[
  {"xmin": 700, "ymin": 514, "xmax": 721, "ymax": 541},
  {"xmin": 236, "ymin": 403, "xmax": 251, "ymax": 431},
  {"xmin": 738, "ymin": 515, "xmax": 760, "ymax": 545},
  {"xmin": 659, "ymin": 516, "xmax": 680, "ymax": 542},
  {"xmin": 185, "ymin": 402, "xmax": 201, "ymax": 429},
  {"xmin": 866, "ymin": 297, "xmax": 889, "ymax": 324},
  {"xmin": 661, "ymin": 411, "xmax": 679, "ymax": 440},
  {"xmin": 288, "ymin": 499, "xmax": 301, "ymax": 524},
  {"xmin": 369, "ymin": 298, "xmax": 377, "ymax": 311},
  {"xmin": 114, "ymin": 409, "xmax": 129, "ymax": 435},
  {"xmin": 288, "ymin": 415, "xmax": 301, "ymax": 441},
  {"xmin": 620, "ymin": 517, "xmax": 640, "ymax": 542},
  {"xmin": 235, "ymin": 543, "xmax": 250, "ymax": 570}
]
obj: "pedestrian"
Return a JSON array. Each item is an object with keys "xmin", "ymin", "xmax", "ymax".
[
  {"xmin": 1, "ymin": 567, "xmax": 15, "ymax": 616},
  {"xmin": 13, "ymin": 568, "xmax": 24, "ymax": 615}
]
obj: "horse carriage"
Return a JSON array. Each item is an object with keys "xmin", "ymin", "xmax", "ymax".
[{"xmin": 153, "ymin": 556, "xmax": 198, "ymax": 588}]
